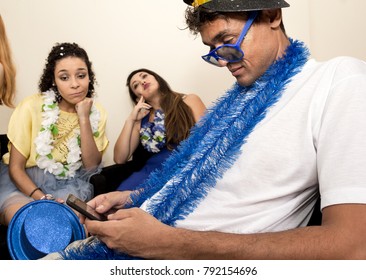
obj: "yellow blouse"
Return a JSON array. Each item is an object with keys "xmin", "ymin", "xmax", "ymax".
[{"xmin": 2, "ymin": 93, "xmax": 108, "ymax": 168}]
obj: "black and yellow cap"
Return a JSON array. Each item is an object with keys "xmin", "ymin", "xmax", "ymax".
[{"xmin": 183, "ymin": 0, "xmax": 290, "ymax": 11}]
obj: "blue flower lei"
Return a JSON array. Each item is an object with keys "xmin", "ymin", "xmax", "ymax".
[
  {"xmin": 140, "ymin": 109, "xmax": 166, "ymax": 153},
  {"xmin": 59, "ymin": 39, "xmax": 309, "ymax": 260}
]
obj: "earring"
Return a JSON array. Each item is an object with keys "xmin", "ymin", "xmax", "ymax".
[{"xmin": 54, "ymin": 88, "xmax": 62, "ymax": 103}]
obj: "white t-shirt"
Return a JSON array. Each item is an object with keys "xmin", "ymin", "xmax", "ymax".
[{"xmin": 142, "ymin": 57, "xmax": 366, "ymax": 234}]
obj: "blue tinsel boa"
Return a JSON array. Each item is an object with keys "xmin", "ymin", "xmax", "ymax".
[{"xmin": 60, "ymin": 39, "xmax": 309, "ymax": 260}]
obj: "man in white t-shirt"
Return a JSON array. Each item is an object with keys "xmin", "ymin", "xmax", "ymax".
[{"xmin": 45, "ymin": 0, "xmax": 366, "ymax": 259}]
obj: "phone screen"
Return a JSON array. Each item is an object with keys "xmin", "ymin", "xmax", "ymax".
[{"xmin": 66, "ymin": 194, "xmax": 107, "ymax": 221}]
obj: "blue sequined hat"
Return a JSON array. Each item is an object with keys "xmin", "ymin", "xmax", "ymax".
[
  {"xmin": 183, "ymin": 0, "xmax": 290, "ymax": 11},
  {"xmin": 7, "ymin": 200, "xmax": 86, "ymax": 260}
]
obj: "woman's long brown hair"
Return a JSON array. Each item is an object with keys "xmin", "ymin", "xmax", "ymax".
[{"xmin": 0, "ymin": 15, "xmax": 16, "ymax": 107}]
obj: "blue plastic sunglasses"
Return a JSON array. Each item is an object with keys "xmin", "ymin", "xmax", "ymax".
[{"xmin": 202, "ymin": 11, "xmax": 258, "ymax": 66}]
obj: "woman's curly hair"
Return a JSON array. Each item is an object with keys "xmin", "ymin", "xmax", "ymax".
[{"xmin": 38, "ymin": 42, "xmax": 96, "ymax": 99}]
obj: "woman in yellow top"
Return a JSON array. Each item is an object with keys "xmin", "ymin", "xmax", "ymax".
[{"xmin": 0, "ymin": 42, "xmax": 108, "ymax": 225}]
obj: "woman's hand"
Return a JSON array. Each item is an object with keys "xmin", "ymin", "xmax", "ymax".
[
  {"xmin": 75, "ymin": 97, "xmax": 93, "ymax": 120},
  {"xmin": 130, "ymin": 96, "xmax": 151, "ymax": 121}
]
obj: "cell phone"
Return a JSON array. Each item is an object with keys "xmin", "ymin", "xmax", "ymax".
[{"xmin": 66, "ymin": 194, "xmax": 107, "ymax": 221}]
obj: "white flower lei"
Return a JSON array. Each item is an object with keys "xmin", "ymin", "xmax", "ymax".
[{"xmin": 34, "ymin": 89, "xmax": 100, "ymax": 179}]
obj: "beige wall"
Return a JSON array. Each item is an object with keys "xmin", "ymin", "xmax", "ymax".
[
  {"xmin": 308, "ymin": 0, "xmax": 366, "ymax": 61},
  {"xmin": 0, "ymin": 0, "xmax": 365, "ymax": 166}
]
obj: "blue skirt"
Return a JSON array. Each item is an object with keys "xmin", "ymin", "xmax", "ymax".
[
  {"xmin": 116, "ymin": 147, "xmax": 172, "ymax": 191},
  {"xmin": 0, "ymin": 161, "xmax": 99, "ymax": 212}
]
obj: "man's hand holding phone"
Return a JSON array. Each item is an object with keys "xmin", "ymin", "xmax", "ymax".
[
  {"xmin": 66, "ymin": 194, "xmax": 107, "ymax": 221},
  {"xmin": 87, "ymin": 191, "xmax": 134, "ymax": 217}
]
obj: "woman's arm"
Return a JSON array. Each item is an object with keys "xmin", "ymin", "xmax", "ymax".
[
  {"xmin": 8, "ymin": 144, "xmax": 44, "ymax": 200},
  {"xmin": 114, "ymin": 97, "xmax": 151, "ymax": 164},
  {"xmin": 76, "ymin": 98, "xmax": 102, "ymax": 169},
  {"xmin": 113, "ymin": 118, "xmax": 141, "ymax": 164}
]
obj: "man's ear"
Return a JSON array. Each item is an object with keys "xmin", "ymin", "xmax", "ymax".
[{"xmin": 262, "ymin": 9, "xmax": 282, "ymax": 29}]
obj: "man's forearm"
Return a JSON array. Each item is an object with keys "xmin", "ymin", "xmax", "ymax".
[{"xmin": 155, "ymin": 204, "xmax": 366, "ymax": 259}]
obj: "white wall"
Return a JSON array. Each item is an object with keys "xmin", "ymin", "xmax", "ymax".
[{"xmin": 0, "ymin": 0, "xmax": 365, "ymax": 166}]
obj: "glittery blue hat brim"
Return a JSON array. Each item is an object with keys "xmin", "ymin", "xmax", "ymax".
[
  {"xmin": 7, "ymin": 200, "xmax": 86, "ymax": 260},
  {"xmin": 184, "ymin": 0, "xmax": 290, "ymax": 11}
]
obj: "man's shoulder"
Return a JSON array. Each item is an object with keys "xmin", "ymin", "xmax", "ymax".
[
  {"xmin": 302, "ymin": 56, "xmax": 366, "ymax": 82},
  {"xmin": 320, "ymin": 56, "xmax": 366, "ymax": 72}
]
